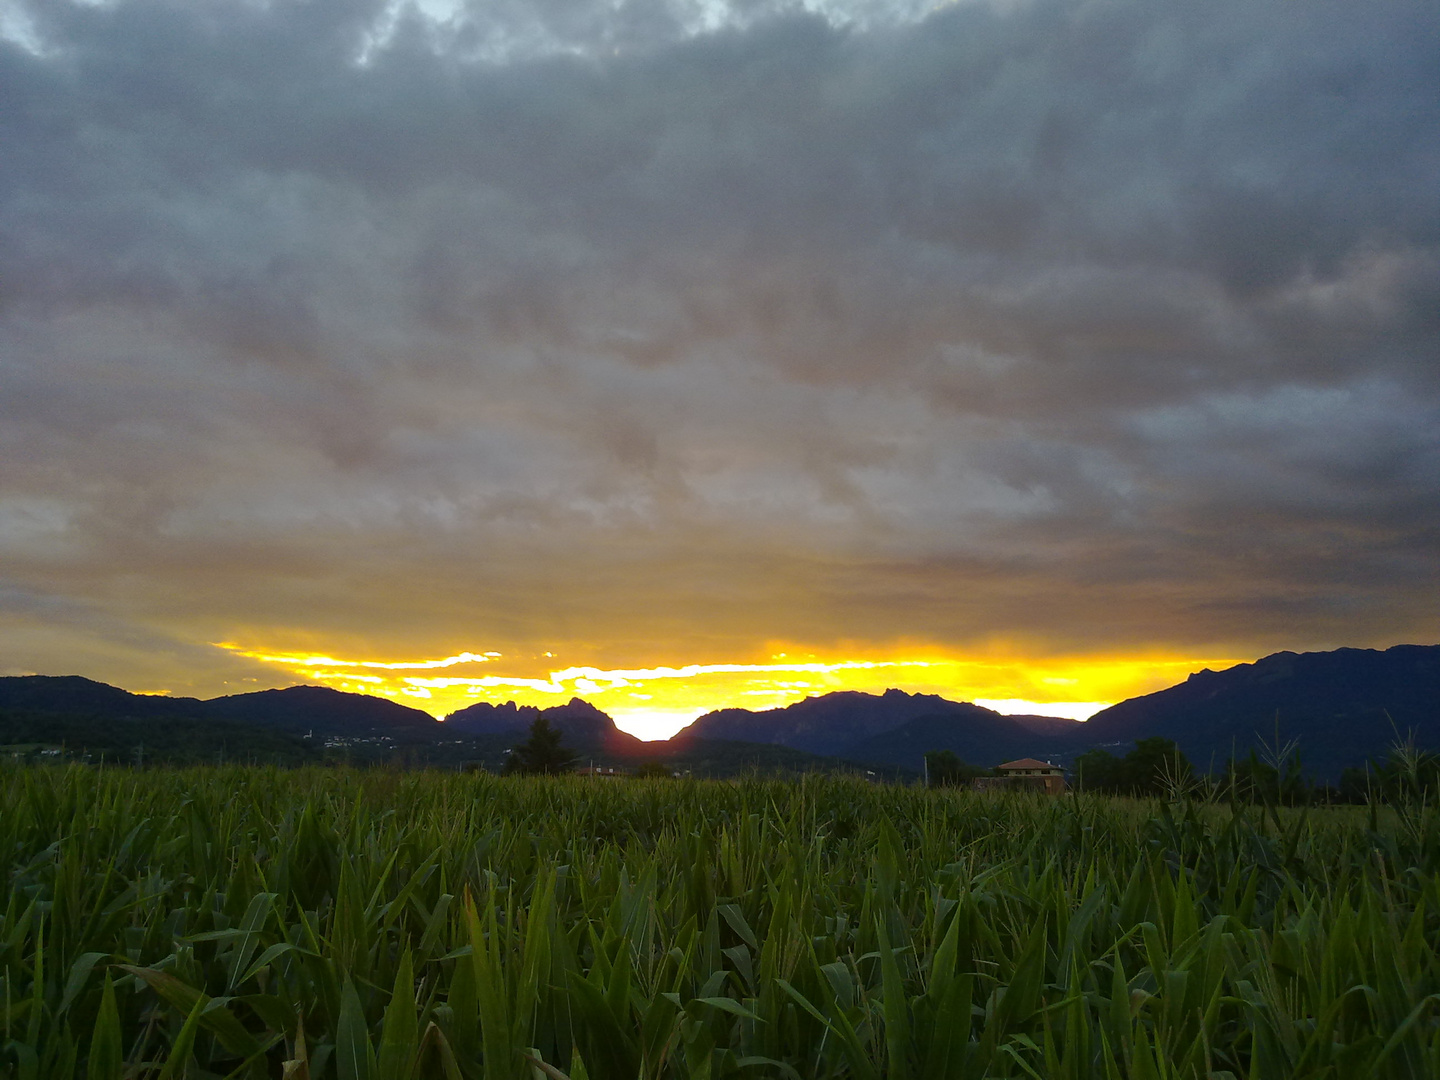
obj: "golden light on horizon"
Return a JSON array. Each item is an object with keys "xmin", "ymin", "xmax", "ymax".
[
  {"xmin": 213, "ymin": 641, "xmax": 1245, "ymax": 740},
  {"xmin": 2, "ymin": 0, "xmax": 1432, "ymax": 785}
]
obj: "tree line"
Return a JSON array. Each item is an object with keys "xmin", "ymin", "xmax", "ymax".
[{"xmin": 926, "ymin": 736, "xmax": 1440, "ymax": 803}]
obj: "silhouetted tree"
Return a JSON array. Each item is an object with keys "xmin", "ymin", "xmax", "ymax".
[
  {"xmin": 504, "ymin": 716, "xmax": 577, "ymax": 776},
  {"xmin": 1128, "ymin": 736, "xmax": 1192, "ymax": 793},
  {"xmin": 1226, "ymin": 747, "xmax": 1311, "ymax": 805},
  {"xmin": 1076, "ymin": 737, "xmax": 1191, "ymax": 795},
  {"xmin": 1074, "ymin": 747, "xmax": 1123, "ymax": 792},
  {"xmin": 1339, "ymin": 745, "xmax": 1440, "ymax": 803},
  {"xmin": 924, "ymin": 749, "xmax": 985, "ymax": 787}
]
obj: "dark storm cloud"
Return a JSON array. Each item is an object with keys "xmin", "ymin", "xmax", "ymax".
[{"xmin": 1, "ymin": 0, "xmax": 1436, "ymax": 674}]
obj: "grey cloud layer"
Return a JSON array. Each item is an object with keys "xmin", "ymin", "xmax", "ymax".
[{"xmin": 2, "ymin": 0, "xmax": 1437, "ymax": 673}]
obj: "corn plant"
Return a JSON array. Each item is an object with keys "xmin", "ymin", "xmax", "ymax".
[{"xmin": 1, "ymin": 763, "xmax": 1436, "ymax": 1078}]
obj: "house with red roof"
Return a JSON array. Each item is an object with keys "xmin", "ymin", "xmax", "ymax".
[{"xmin": 972, "ymin": 758, "xmax": 1067, "ymax": 795}]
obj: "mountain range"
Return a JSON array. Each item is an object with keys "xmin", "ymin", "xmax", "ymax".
[
  {"xmin": 2, "ymin": 644, "xmax": 1435, "ymax": 779},
  {"xmin": 0, "ymin": 676, "xmax": 439, "ymax": 738},
  {"xmin": 445, "ymin": 696, "xmax": 645, "ymax": 756},
  {"xmin": 1077, "ymin": 644, "xmax": 1440, "ymax": 779},
  {"xmin": 682, "ymin": 689, "xmax": 1083, "ymax": 767}
]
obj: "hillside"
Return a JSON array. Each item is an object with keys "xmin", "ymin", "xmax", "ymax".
[
  {"xmin": 841, "ymin": 707, "xmax": 1071, "ymax": 771},
  {"xmin": 6, "ymin": 643, "xmax": 1437, "ymax": 779},
  {"xmin": 684, "ymin": 688, "xmax": 1010, "ymax": 757},
  {"xmin": 675, "ymin": 646, "xmax": 1440, "ymax": 778},
  {"xmin": 443, "ymin": 700, "xmax": 541, "ymax": 734},
  {"xmin": 197, "ymin": 685, "xmax": 440, "ymax": 738},
  {"xmin": 0, "ymin": 676, "xmax": 443, "ymax": 738},
  {"xmin": 1080, "ymin": 644, "xmax": 1440, "ymax": 779},
  {"xmin": 447, "ymin": 696, "xmax": 646, "ymax": 756},
  {"xmin": 0, "ymin": 675, "xmax": 203, "ymax": 720},
  {"xmin": 1008, "ymin": 714, "xmax": 1086, "ymax": 738}
]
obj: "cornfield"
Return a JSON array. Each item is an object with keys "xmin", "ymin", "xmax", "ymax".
[{"xmin": 1, "ymin": 764, "xmax": 1436, "ymax": 1078}]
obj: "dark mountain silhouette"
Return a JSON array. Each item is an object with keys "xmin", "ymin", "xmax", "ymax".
[
  {"xmin": 0, "ymin": 675, "xmax": 202, "ymax": 719},
  {"xmin": 443, "ymin": 700, "xmax": 541, "ymax": 735},
  {"xmin": 1008, "ymin": 714, "xmax": 1086, "ymax": 738},
  {"xmin": 196, "ymin": 685, "xmax": 440, "ymax": 737},
  {"xmin": 447, "ymin": 696, "xmax": 646, "ymax": 756},
  {"xmin": 841, "ymin": 706, "xmax": 1065, "ymax": 771},
  {"xmin": 0, "ymin": 676, "xmax": 440, "ymax": 739},
  {"xmin": 1079, "ymin": 644, "xmax": 1440, "ymax": 780},
  {"xmin": 673, "ymin": 646, "xmax": 1440, "ymax": 778},
  {"xmin": 6, "ymin": 643, "xmax": 1435, "ymax": 779},
  {"xmin": 684, "ymin": 688, "xmax": 996, "ymax": 756},
  {"xmin": 540, "ymin": 697, "xmax": 647, "ymax": 756}
]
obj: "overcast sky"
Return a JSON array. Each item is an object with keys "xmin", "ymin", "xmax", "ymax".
[{"xmin": 2, "ymin": 0, "xmax": 1436, "ymax": 731}]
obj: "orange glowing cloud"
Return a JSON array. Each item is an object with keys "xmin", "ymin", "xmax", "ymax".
[{"xmin": 213, "ymin": 641, "xmax": 1243, "ymax": 739}]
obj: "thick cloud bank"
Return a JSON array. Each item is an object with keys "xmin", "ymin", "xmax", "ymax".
[{"xmin": 1, "ymin": 0, "xmax": 1437, "ymax": 687}]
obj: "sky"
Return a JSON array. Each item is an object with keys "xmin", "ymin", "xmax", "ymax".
[{"xmin": 1, "ymin": 0, "xmax": 1436, "ymax": 739}]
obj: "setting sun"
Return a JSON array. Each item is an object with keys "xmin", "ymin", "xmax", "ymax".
[
  {"xmin": 211, "ymin": 641, "xmax": 1244, "ymax": 739},
  {"xmin": 1, "ymin": 1, "xmax": 1432, "ymax": 1071}
]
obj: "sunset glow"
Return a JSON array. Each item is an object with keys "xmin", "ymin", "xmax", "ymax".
[
  {"xmin": 211, "ymin": 642, "xmax": 1243, "ymax": 739},
  {"xmin": 1, "ymin": 0, "xmax": 1432, "ymax": 723}
]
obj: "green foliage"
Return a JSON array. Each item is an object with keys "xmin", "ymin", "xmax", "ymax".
[
  {"xmin": 634, "ymin": 761, "xmax": 675, "ymax": 779},
  {"xmin": 0, "ymin": 762, "xmax": 1437, "ymax": 1078},
  {"xmin": 1075, "ymin": 737, "xmax": 1192, "ymax": 795},
  {"xmin": 1341, "ymin": 745, "xmax": 1440, "ymax": 803},
  {"xmin": 1227, "ymin": 746, "xmax": 1312, "ymax": 806},
  {"xmin": 503, "ymin": 716, "xmax": 578, "ymax": 776},
  {"xmin": 923, "ymin": 750, "xmax": 984, "ymax": 788}
]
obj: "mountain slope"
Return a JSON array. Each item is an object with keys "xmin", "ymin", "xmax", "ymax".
[
  {"xmin": 1009, "ymin": 714, "xmax": 1086, "ymax": 738},
  {"xmin": 684, "ymin": 688, "xmax": 996, "ymax": 756},
  {"xmin": 196, "ymin": 685, "xmax": 440, "ymax": 738},
  {"xmin": 840, "ymin": 706, "xmax": 1064, "ymax": 771},
  {"xmin": 1080, "ymin": 644, "xmax": 1440, "ymax": 779},
  {"xmin": 446, "ymin": 697, "xmax": 646, "ymax": 756},
  {"xmin": 0, "ymin": 675, "xmax": 202, "ymax": 719},
  {"xmin": 538, "ymin": 698, "xmax": 648, "ymax": 756},
  {"xmin": 9, "ymin": 643, "xmax": 1435, "ymax": 780},
  {"xmin": 0, "ymin": 676, "xmax": 441, "ymax": 739},
  {"xmin": 443, "ymin": 700, "xmax": 540, "ymax": 735}
]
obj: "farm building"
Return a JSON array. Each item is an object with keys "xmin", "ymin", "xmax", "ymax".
[{"xmin": 972, "ymin": 758, "xmax": 1068, "ymax": 795}]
